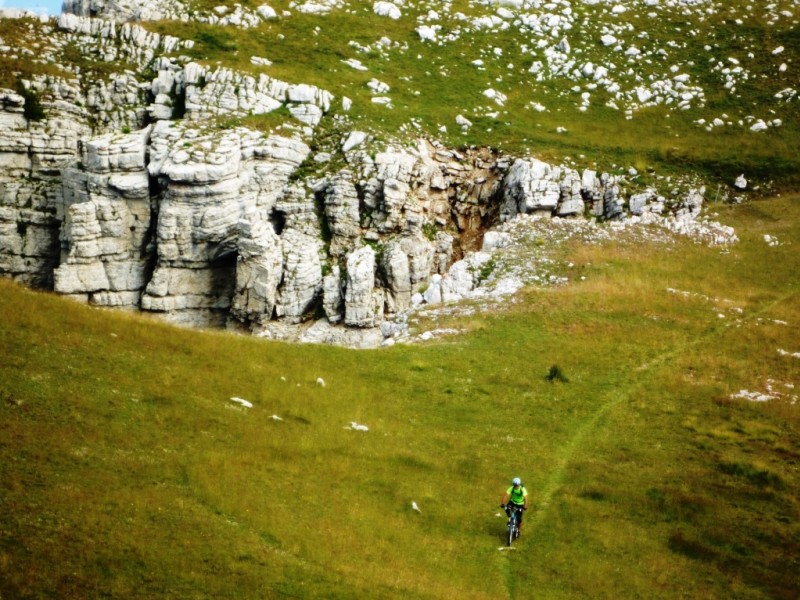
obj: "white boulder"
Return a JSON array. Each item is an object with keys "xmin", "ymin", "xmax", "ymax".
[{"xmin": 374, "ymin": 1, "xmax": 401, "ymax": 19}]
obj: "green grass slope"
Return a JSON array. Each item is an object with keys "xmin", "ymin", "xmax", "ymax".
[
  {"xmin": 1, "ymin": 194, "xmax": 799, "ymax": 598},
  {"xmin": 4, "ymin": 1, "xmax": 798, "ymax": 190},
  {"xmin": 150, "ymin": 0, "xmax": 800, "ymax": 188}
]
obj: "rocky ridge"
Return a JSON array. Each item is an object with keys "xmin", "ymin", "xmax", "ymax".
[{"xmin": 0, "ymin": 4, "xmax": 740, "ymax": 347}]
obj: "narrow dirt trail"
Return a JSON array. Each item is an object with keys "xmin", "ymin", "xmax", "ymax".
[{"xmin": 498, "ymin": 289, "xmax": 797, "ymax": 598}]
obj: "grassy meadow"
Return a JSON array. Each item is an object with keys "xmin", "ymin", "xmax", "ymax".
[
  {"xmin": 145, "ymin": 0, "xmax": 800, "ymax": 188},
  {"xmin": 1, "ymin": 194, "xmax": 798, "ymax": 598}
]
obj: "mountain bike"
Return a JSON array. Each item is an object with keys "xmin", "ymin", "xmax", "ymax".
[{"xmin": 504, "ymin": 504, "xmax": 524, "ymax": 547}]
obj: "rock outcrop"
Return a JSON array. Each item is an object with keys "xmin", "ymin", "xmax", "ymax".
[
  {"xmin": 63, "ymin": 0, "xmax": 187, "ymax": 22},
  {"xmin": 0, "ymin": 81, "xmax": 90, "ymax": 288},
  {"xmin": 0, "ymin": 6, "xmax": 740, "ymax": 347},
  {"xmin": 54, "ymin": 127, "xmax": 152, "ymax": 307}
]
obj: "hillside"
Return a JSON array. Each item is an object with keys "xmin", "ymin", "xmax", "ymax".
[
  {"xmin": 1, "ymin": 1, "xmax": 799, "ymax": 597},
  {"xmin": 1, "ymin": 193, "xmax": 798, "ymax": 598},
  {"xmin": 0, "ymin": 0, "xmax": 798, "ymax": 343}
]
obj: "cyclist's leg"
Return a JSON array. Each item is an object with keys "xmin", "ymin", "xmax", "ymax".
[{"xmin": 516, "ymin": 504, "xmax": 524, "ymax": 531}]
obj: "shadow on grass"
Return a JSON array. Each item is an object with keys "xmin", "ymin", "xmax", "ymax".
[
  {"xmin": 718, "ymin": 461, "xmax": 785, "ymax": 490},
  {"xmin": 668, "ymin": 531, "xmax": 718, "ymax": 562}
]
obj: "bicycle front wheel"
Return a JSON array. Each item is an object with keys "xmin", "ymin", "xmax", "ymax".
[{"xmin": 507, "ymin": 521, "xmax": 514, "ymax": 547}]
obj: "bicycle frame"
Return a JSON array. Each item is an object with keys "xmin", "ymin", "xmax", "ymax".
[{"xmin": 506, "ymin": 504, "xmax": 523, "ymax": 546}]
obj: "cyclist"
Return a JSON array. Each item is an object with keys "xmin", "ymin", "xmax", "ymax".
[{"xmin": 501, "ymin": 477, "xmax": 529, "ymax": 533}]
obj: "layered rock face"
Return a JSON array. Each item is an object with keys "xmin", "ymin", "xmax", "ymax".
[
  {"xmin": 0, "ymin": 7, "xmax": 734, "ymax": 345},
  {"xmin": 55, "ymin": 127, "xmax": 152, "ymax": 307},
  {"xmin": 0, "ymin": 83, "xmax": 90, "ymax": 288},
  {"xmin": 51, "ymin": 120, "xmax": 317, "ymax": 327},
  {"xmin": 62, "ymin": 0, "xmax": 187, "ymax": 22}
]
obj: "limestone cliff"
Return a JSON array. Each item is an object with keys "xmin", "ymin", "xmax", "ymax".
[{"xmin": 0, "ymin": 5, "xmax": 737, "ymax": 346}]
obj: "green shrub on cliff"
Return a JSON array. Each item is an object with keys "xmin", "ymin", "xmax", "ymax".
[{"xmin": 16, "ymin": 80, "xmax": 45, "ymax": 122}]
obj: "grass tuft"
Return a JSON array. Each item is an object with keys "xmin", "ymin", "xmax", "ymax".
[{"xmin": 545, "ymin": 364, "xmax": 569, "ymax": 383}]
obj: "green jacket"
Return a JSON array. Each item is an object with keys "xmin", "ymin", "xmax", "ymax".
[{"xmin": 506, "ymin": 485, "xmax": 527, "ymax": 506}]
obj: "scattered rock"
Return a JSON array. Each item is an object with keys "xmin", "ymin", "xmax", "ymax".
[{"xmin": 374, "ymin": 1, "xmax": 401, "ymax": 19}]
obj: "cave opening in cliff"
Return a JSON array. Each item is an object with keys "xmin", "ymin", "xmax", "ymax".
[
  {"xmin": 270, "ymin": 209, "xmax": 286, "ymax": 235},
  {"xmin": 209, "ymin": 248, "xmax": 239, "ymax": 311}
]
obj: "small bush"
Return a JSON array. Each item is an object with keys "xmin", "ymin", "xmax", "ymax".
[
  {"xmin": 320, "ymin": 261, "xmax": 332, "ymax": 277},
  {"xmin": 422, "ymin": 222, "xmax": 438, "ymax": 241},
  {"xmin": 16, "ymin": 81, "xmax": 45, "ymax": 122},
  {"xmin": 545, "ymin": 364, "xmax": 569, "ymax": 383},
  {"xmin": 477, "ymin": 258, "xmax": 496, "ymax": 283}
]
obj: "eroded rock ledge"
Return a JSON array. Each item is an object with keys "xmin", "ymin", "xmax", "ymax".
[{"xmin": 0, "ymin": 7, "xmax": 739, "ymax": 347}]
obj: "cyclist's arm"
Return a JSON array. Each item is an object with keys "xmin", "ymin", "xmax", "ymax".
[
  {"xmin": 501, "ymin": 492, "xmax": 510, "ymax": 505},
  {"xmin": 523, "ymin": 492, "xmax": 529, "ymax": 510}
]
